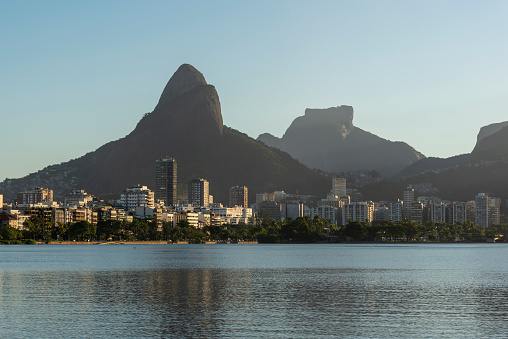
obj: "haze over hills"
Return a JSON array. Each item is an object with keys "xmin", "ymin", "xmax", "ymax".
[
  {"xmin": 257, "ymin": 106, "xmax": 425, "ymax": 177},
  {"xmin": 0, "ymin": 64, "xmax": 329, "ymax": 203}
]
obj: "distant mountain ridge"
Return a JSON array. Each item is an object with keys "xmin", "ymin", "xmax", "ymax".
[
  {"xmin": 394, "ymin": 120, "xmax": 508, "ymax": 179},
  {"xmin": 361, "ymin": 120, "xmax": 508, "ymax": 203},
  {"xmin": 258, "ymin": 106, "xmax": 424, "ymax": 177},
  {"xmin": 0, "ymin": 64, "xmax": 329, "ymax": 203}
]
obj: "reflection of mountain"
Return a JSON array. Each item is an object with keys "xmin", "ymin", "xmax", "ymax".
[
  {"xmin": 258, "ymin": 106, "xmax": 424, "ymax": 177},
  {"xmin": 0, "ymin": 64, "xmax": 329, "ymax": 203}
]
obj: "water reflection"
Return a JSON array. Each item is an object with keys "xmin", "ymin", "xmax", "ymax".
[{"xmin": 0, "ymin": 245, "xmax": 507, "ymax": 338}]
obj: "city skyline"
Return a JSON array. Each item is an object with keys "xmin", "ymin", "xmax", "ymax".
[{"xmin": 2, "ymin": 1, "xmax": 508, "ymax": 181}]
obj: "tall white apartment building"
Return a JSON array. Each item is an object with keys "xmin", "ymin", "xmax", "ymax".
[{"xmin": 120, "ymin": 185, "xmax": 155, "ymax": 211}]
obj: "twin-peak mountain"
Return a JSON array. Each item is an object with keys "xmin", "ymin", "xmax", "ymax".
[{"xmin": 0, "ymin": 64, "xmax": 329, "ymax": 202}]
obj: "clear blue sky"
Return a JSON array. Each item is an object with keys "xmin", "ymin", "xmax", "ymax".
[{"xmin": 2, "ymin": 0, "xmax": 507, "ymax": 181}]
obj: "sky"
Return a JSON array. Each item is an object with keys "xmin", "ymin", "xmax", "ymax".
[{"xmin": 1, "ymin": 0, "xmax": 508, "ymax": 181}]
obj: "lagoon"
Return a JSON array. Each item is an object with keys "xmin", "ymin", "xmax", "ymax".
[{"xmin": 0, "ymin": 243, "xmax": 507, "ymax": 338}]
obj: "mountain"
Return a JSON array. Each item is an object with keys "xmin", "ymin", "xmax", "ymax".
[
  {"xmin": 476, "ymin": 121, "xmax": 508, "ymax": 144},
  {"xmin": 471, "ymin": 125, "xmax": 508, "ymax": 161},
  {"xmin": 395, "ymin": 121, "xmax": 508, "ymax": 179},
  {"xmin": 394, "ymin": 154, "xmax": 471, "ymax": 179},
  {"xmin": 361, "ymin": 120, "xmax": 508, "ymax": 204},
  {"xmin": 257, "ymin": 106, "xmax": 424, "ymax": 177},
  {"xmin": 0, "ymin": 64, "xmax": 330, "ymax": 203}
]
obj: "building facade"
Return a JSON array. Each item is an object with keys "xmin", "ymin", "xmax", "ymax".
[
  {"xmin": 119, "ymin": 186, "xmax": 155, "ymax": 211},
  {"xmin": 17, "ymin": 187, "xmax": 53, "ymax": 206},
  {"xmin": 342, "ymin": 202, "xmax": 374, "ymax": 224},
  {"xmin": 229, "ymin": 186, "xmax": 248, "ymax": 208},
  {"xmin": 403, "ymin": 186, "xmax": 414, "ymax": 219},
  {"xmin": 332, "ymin": 177, "xmax": 347, "ymax": 197},
  {"xmin": 188, "ymin": 178, "xmax": 210, "ymax": 207},
  {"xmin": 155, "ymin": 157, "xmax": 177, "ymax": 206}
]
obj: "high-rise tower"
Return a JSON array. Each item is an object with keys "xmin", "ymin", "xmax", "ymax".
[
  {"xmin": 475, "ymin": 193, "xmax": 501, "ymax": 227},
  {"xmin": 229, "ymin": 186, "xmax": 248, "ymax": 208},
  {"xmin": 155, "ymin": 157, "xmax": 177, "ymax": 206},
  {"xmin": 403, "ymin": 186, "xmax": 414, "ymax": 219},
  {"xmin": 188, "ymin": 178, "xmax": 210, "ymax": 207}
]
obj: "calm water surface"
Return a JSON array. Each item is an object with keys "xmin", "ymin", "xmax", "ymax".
[{"xmin": 0, "ymin": 243, "xmax": 507, "ymax": 338}]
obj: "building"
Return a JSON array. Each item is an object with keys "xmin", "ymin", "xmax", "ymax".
[
  {"xmin": 155, "ymin": 157, "xmax": 177, "ymax": 206},
  {"xmin": 425, "ymin": 202, "xmax": 446, "ymax": 224},
  {"xmin": 258, "ymin": 201, "xmax": 282, "ymax": 221},
  {"xmin": 119, "ymin": 185, "xmax": 155, "ymax": 211},
  {"xmin": 64, "ymin": 190, "xmax": 94, "ymax": 207},
  {"xmin": 403, "ymin": 186, "xmax": 414, "ymax": 219},
  {"xmin": 0, "ymin": 213, "xmax": 17, "ymax": 228},
  {"xmin": 374, "ymin": 206, "xmax": 390, "ymax": 222},
  {"xmin": 475, "ymin": 193, "xmax": 501, "ymax": 227},
  {"xmin": 342, "ymin": 202, "xmax": 374, "ymax": 224},
  {"xmin": 212, "ymin": 206, "xmax": 253, "ymax": 225},
  {"xmin": 17, "ymin": 187, "xmax": 53, "ymax": 205},
  {"xmin": 282, "ymin": 203, "xmax": 304, "ymax": 220},
  {"xmin": 229, "ymin": 186, "xmax": 248, "ymax": 208},
  {"xmin": 188, "ymin": 178, "xmax": 210, "ymax": 207},
  {"xmin": 388, "ymin": 200, "xmax": 404, "ymax": 222},
  {"xmin": 488, "ymin": 197, "xmax": 501, "ymax": 226},
  {"xmin": 331, "ymin": 177, "xmax": 347, "ymax": 197},
  {"xmin": 405, "ymin": 202, "xmax": 423, "ymax": 223},
  {"xmin": 452, "ymin": 202, "xmax": 468, "ymax": 224},
  {"xmin": 255, "ymin": 191, "xmax": 286, "ymax": 212},
  {"xmin": 346, "ymin": 189, "xmax": 363, "ymax": 203},
  {"xmin": 312, "ymin": 205, "xmax": 340, "ymax": 225}
]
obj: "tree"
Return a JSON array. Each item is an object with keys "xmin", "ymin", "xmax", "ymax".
[
  {"xmin": 0, "ymin": 226, "xmax": 22, "ymax": 240},
  {"xmin": 69, "ymin": 221, "xmax": 96, "ymax": 241},
  {"xmin": 341, "ymin": 221, "xmax": 368, "ymax": 241}
]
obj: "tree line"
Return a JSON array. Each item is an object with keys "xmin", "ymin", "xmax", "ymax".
[{"xmin": 6, "ymin": 215, "xmax": 508, "ymax": 243}]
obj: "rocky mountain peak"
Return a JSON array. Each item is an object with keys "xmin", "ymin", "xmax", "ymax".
[
  {"xmin": 304, "ymin": 106, "xmax": 354, "ymax": 127},
  {"xmin": 157, "ymin": 64, "xmax": 207, "ymax": 107},
  {"xmin": 476, "ymin": 121, "xmax": 508, "ymax": 144}
]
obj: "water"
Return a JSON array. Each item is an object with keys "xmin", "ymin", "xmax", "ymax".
[{"xmin": 0, "ymin": 243, "xmax": 507, "ymax": 338}]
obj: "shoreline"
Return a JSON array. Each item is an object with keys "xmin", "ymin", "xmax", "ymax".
[{"xmin": 38, "ymin": 240, "xmax": 259, "ymax": 245}]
